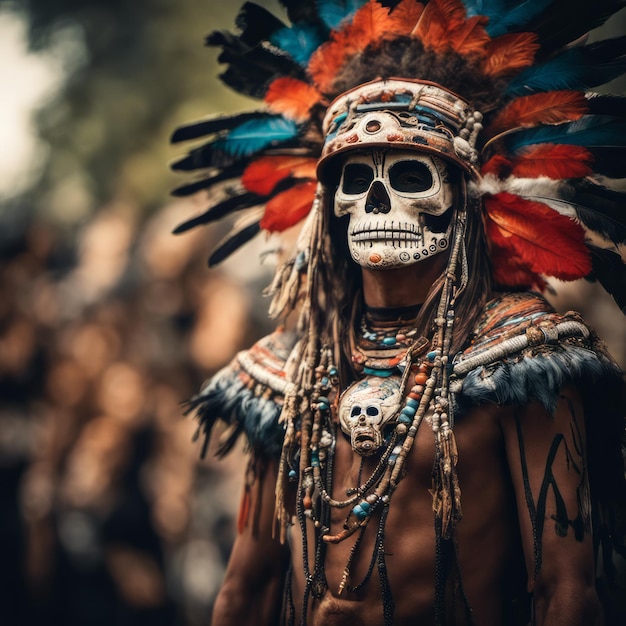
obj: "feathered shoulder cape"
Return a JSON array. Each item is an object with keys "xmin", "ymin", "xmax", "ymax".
[{"xmin": 190, "ymin": 291, "xmax": 624, "ymax": 460}]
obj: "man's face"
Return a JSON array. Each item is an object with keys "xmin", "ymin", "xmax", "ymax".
[{"xmin": 334, "ymin": 149, "xmax": 454, "ymax": 269}]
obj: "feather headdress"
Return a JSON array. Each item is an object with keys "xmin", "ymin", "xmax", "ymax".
[{"xmin": 172, "ymin": 0, "xmax": 626, "ymax": 312}]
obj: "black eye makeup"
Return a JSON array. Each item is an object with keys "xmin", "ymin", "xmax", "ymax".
[
  {"xmin": 342, "ymin": 163, "xmax": 374, "ymax": 194},
  {"xmin": 388, "ymin": 160, "xmax": 434, "ymax": 193}
]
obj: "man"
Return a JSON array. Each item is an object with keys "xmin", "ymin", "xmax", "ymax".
[{"xmin": 172, "ymin": 1, "xmax": 626, "ymax": 624}]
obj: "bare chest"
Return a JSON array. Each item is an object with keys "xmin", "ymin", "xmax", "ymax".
[{"xmin": 289, "ymin": 403, "xmax": 522, "ymax": 626}]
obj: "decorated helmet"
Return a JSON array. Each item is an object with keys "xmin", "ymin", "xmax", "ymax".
[{"xmin": 171, "ymin": 0, "xmax": 626, "ymax": 310}]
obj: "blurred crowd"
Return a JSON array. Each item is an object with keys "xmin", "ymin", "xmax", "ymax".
[{"xmin": 0, "ymin": 199, "xmax": 274, "ymax": 626}]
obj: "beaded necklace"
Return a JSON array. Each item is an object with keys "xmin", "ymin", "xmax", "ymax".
[{"xmin": 293, "ymin": 305, "xmax": 442, "ymax": 624}]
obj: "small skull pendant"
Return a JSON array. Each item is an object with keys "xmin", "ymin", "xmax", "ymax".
[{"xmin": 338, "ymin": 375, "xmax": 402, "ymax": 456}]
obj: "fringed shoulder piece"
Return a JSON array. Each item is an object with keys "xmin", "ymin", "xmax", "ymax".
[
  {"xmin": 188, "ymin": 327, "xmax": 299, "ymax": 459},
  {"xmin": 451, "ymin": 291, "xmax": 623, "ymax": 412}
]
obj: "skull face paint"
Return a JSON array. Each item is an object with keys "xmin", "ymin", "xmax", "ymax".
[{"xmin": 334, "ymin": 150, "xmax": 454, "ymax": 269}]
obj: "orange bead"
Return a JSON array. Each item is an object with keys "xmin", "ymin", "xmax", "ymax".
[{"xmin": 414, "ymin": 372, "xmax": 429, "ymax": 385}]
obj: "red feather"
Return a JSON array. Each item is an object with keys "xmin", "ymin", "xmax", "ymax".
[
  {"xmin": 309, "ymin": 0, "xmax": 400, "ymax": 94},
  {"xmin": 484, "ymin": 192, "xmax": 591, "ymax": 282},
  {"xmin": 261, "ymin": 181, "xmax": 317, "ymax": 232},
  {"xmin": 489, "ymin": 246, "xmax": 547, "ymax": 290},
  {"xmin": 264, "ymin": 77, "xmax": 322, "ymax": 122},
  {"xmin": 482, "ymin": 32, "xmax": 539, "ymax": 78},
  {"xmin": 481, "ymin": 154, "xmax": 512, "ymax": 178},
  {"xmin": 510, "ymin": 144, "xmax": 594, "ymax": 179},
  {"xmin": 237, "ymin": 485, "xmax": 251, "ymax": 534},
  {"xmin": 486, "ymin": 91, "xmax": 589, "ymax": 138},
  {"xmin": 242, "ymin": 156, "xmax": 317, "ymax": 196}
]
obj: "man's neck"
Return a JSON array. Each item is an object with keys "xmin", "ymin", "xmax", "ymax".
[{"xmin": 360, "ymin": 254, "xmax": 448, "ymax": 309}]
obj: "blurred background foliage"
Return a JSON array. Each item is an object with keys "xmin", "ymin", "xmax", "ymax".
[{"xmin": 0, "ymin": 1, "xmax": 624, "ymax": 625}]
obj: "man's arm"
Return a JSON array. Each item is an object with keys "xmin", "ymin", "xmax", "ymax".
[
  {"xmin": 500, "ymin": 386, "xmax": 602, "ymax": 626},
  {"xmin": 212, "ymin": 455, "xmax": 290, "ymax": 626}
]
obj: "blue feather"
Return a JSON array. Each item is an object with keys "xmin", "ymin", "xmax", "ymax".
[
  {"xmin": 269, "ymin": 24, "xmax": 324, "ymax": 66},
  {"xmin": 506, "ymin": 38, "xmax": 626, "ymax": 96},
  {"xmin": 216, "ymin": 116, "xmax": 299, "ymax": 158},
  {"xmin": 462, "ymin": 0, "xmax": 551, "ymax": 36},
  {"xmin": 317, "ymin": 0, "xmax": 369, "ymax": 30},
  {"xmin": 505, "ymin": 115, "xmax": 626, "ymax": 152}
]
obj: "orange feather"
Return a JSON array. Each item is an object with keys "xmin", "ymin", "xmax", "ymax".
[
  {"xmin": 242, "ymin": 156, "xmax": 317, "ymax": 196},
  {"xmin": 309, "ymin": 0, "xmax": 400, "ymax": 94},
  {"xmin": 261, "ymin": 181, "xmax": 317, "ymax": 232},
  {"xmin": 486, "ymin": 91, "xmax": 589, "ymax": 138},
  {"xmin": 447, "ymin": 15, "xmax": 490, "ymax": 56},
  {"xmin": 412, "ymin": 0, "xmax": 457, "ymax": 47},
  {"xmin": 510, "ymin": 144, "xmax": 594, "ymax": 179},
  {"xmin": 412, "ymin": 0, "xmax": 488, "ymax": 53},
  {"xmin": 484, "ymin": 192, "xmax": 591, "ymax": 281},
  {"xmin": 264, "ymin": 77, "xmax": 322, "ymax": 122},
  {"xmin": 482, "ymin": 32, "xmax": 539, "ymax": 78},
  {"xmin": 388, "ymin": 0, "xmax": 425, "ymax": 34}
]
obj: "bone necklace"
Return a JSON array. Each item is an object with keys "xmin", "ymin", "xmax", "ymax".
[{"xmin": 339, "ymin": 309, "xmax": 429, "ymax": 456}]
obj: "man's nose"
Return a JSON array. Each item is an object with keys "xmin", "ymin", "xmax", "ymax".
[{"xmin": 365, "ymin": 181, "xmax": 391, "ymax": 214}]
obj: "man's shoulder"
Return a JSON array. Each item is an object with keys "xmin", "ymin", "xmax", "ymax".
[
  {"xmin": 188, "ymin": 327, "xmax": 299, "ymax": 458},
  {"xmin": 451, "ymin": 291, "xmax": 623, "ymax": 412}
]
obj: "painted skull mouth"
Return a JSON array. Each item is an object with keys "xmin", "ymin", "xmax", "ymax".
[
  {"xmin": 350, "ymin": 220, "xmax": 423, "ymax": 248},
  {"xmin": 351, "ymin": 427, "xmax": 383, "ymax": 456}
]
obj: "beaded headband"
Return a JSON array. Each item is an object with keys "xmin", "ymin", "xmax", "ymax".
[{"xmin": 318, "ymin": 78, "xmax": 483, "ymax": 181}]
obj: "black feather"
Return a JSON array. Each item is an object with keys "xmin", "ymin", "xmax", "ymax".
[
  {"xmin": 587, "ymin": 244, "xmax": 626, "ymax": 314},
  {"xmin": 219, "ymin": 52, "xmax": 304, "ymax": 99},
  {"xmin": 279, "ymin": 0, "xmax": 322, "ymax": 25},
  {"xmin": 215, "ymin": 423, "xmax": 245, "ymax": 458},
  {"xmin": 236, "ymin": 2, "xmax": 287, "ymax": 45},
  {"xmin": 586, "ymin": 93, "xmax": 626, "ymax": 118},
  {"xmin": 525, "ymin": 0, "xmax": 626, "ymax": 59},
  {"xmin": 170, "ymin": 140, "xmax": 236, "ymax": 172},
  {"xmin": 588, "ymin": 147, "xmax": 626, "ymax": 177},
  {"xmin": 171, "ymin": 163, "xmax": 247, "ymax": 197},
  {"xmin": 171, "ymin": 112, "xmax": 265, "ymax": 144},
  {"xmin": 571, "ymin": 180, "xmax": 626, "ymax": 244},
  {"xmin": 206, "ymin": 29, "xmax": 251, "ymax": 58},
  {"xmin": 209, "ymin": 220, "xmax": 262, "ymax": 266},
  {"xmin": 207, "ymin": 30, "xmax": 305, "ymax": 99},
  {"xmin": 173, "ymin": 192, "xmax": 265, "ymax": 233}
]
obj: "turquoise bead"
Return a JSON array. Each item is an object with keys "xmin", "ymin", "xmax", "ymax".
[
  {"xmin": 363, "ymin": 367, "xmax": 393, "ymax": 377},
  {"xmin": 329, "ymin": 367, "xmax": 338, "ymax": 376},
  {"xmin": 427, "ymin": 350, "xmax": 437, "ymax": 361},
  {"xmin": 401, "ymin": 405, "xmax": 417, "ymax": 418},
  {"xmin": 382, "ymin": 337, "xmax": 397, "ymax": 346},
  {"xmin": 317, "ymin": 395, "xmax": 330, "ymax": 410},
  {"xmin": 406, "ymin": 398, "xmax": 419, "ymax": 409},
  {"xmin": 352, "ymin": 504, "xmax": 368, "ymax": 521},
  {"xmin": 288, "ymin": 469, "xmax": 297, "ymax": 480},
  {"xmin": 398, "ymin": 414, "xmax": 412, "ymax": 424}
]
